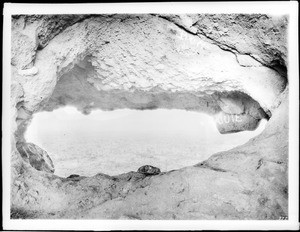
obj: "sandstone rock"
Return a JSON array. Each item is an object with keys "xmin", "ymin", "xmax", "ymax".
[
  {"xmin": 34, "ymin": 15, "xmax": 91, "ymax": 49},
  {"xmin": 11, "ymin": 31, "xmax": 37, "ymax": 69},
  {"xmin": 214, "ymin": 111, "xmax": 260, "ymax": 134},
  {"xmin": 137, "ymin": 165, "xmax": 161, "ymax": 176},
  {"xmin": 192, "ymin": 14, "xmax": 288, "ymax": 69},
  {"xmin": 218, "ymin": 96, "xmax": 244, "ymax": 114},
  {"xmin": 16, "ymin": 142, "xmax": 55, "ymax": 173},
  {"xmin": 10, "ymin": 14, "xmax": 286, "ymax": 115}
]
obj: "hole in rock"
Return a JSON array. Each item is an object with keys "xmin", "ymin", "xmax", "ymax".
[{"xmin": 25, "ymin": 107, "xmax": 267, "ymax": 177}]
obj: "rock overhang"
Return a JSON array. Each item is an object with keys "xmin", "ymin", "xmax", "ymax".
[{"xmin": 11, "ymin": 14, "xmax": 287, "ymax": 137}]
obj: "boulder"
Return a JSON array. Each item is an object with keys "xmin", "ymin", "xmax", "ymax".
[
  {"xmin": 214, "ymin": 111, "xmax": 260, "ymax": 134},
  {"xmin": 67, "ymin": 174, "xmax": 80, "ymax": 178},
  {"xmin": 137, "ymin": 165, "xmax": 161, "ymax": 176},
  {"xmin": 16, "ymin": 142, "xmax": 55, "ymax": 173}
]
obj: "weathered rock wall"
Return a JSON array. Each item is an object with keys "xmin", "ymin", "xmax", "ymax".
[{"xmin": 12, "ymin": 14, "xmax": 287, "ymax": 136}]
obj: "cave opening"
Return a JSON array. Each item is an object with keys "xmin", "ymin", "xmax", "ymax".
[
  {"xmin": 24, "ymin": 106, "xmax": 267, "ymax": 177},
  {"xmin": 15, "ymin": 58, "xmax": 273, "ymax": 178}
]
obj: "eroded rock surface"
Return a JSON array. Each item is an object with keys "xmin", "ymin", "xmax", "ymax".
[
  {"xmin": 9, "ymin": 14, "xmax": 289, "ymax": 219},
  {"xmin": 16, "ymin": 142, "xmax": 55, "ymax": 173},
  {"xmin": 214, "ymin": 112, "xmax": 260, "ymax": 134},
  {"xmin": 11, "ymin": 14, "xmax": 286, "ymax": 113},
  {"xmin": 159, "ymin": 14, "xmax": 288, "ymax": 71},
  {"xmin": 137, "ymin": 165, "xmax": 161, "ymax": 176}
]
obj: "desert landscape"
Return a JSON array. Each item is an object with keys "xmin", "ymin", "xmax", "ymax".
[{"xmin": 25, "ymin": 107, "xmax": 267, "ymax": 177}]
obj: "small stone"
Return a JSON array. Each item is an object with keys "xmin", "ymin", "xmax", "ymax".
[
  {"xmin": 67, "ymin": 174, "xmax": 80, "ymax": 178},
  {"xmin": 137, "ymin": 165, "xmax": 161, "ymax": 176}
]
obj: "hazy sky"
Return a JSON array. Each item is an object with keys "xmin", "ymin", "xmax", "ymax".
[
  {"xmin": 26, "ymin": 106, "xmax": 267, "ymax": 147},
  {"xmin": 24, "ymin": 107, "xmax": 267, "ymax": 176}
]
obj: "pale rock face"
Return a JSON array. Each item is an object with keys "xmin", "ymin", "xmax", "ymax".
[
  {"xmin": 217, "ymin": 96, "xmax": 245, "ymax": 114},
  {"xmin": 17, "ymin": 66, "xmax": 39, "ymax": 76},
  {"xmin": 11, "ymin": 18, "xmax": 39, "ymax": 69},
  {"xmin": 11, "ymin": 31, "xmax": 37, "ymax": 69},
  {"xmin": 9, "ymin": 14, "xmax": 289, "ymax": 220},
  {"xmin": 236, "ymin": 54, "xmax": 263, "ymax": 67},
  {"xmin": 214, "ymin": 112, "xmax": 260, "ymax": 134}
]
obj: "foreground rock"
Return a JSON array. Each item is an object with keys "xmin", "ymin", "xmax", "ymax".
[
  {"xmin": 16, "ymin": 142, "xmax": 55, "ymax": 173},
  {"xmin": 67, "ymin": 174, "xmax": 81, "ymax": 178},
  {"xmin": 10, "ymin": 93, "xmax": 288, "ymax": 219},
  {"xmin": 137, "ymin": 165, "xmax": 161, "ymax": 176}
]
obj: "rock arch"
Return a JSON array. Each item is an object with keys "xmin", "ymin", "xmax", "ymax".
[{"xmin": 10, "ymin": 14, "xmax": 288, "ymax": 219}]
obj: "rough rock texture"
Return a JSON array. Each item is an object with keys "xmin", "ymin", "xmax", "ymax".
[
  {"xmin": 137, "ymin": 165, "xmax": 161, "ymax": 176},
  {"xmin": 11, "ymin": 15, "xmax": 91, "ymax": 69},
  {"xmin": 11, "ymin": 14, "xmax": 286, "ymax": 114},
  {"xmin": 158, "ymin": 14, "xmax": 288, "ymax": 74},
  {"xmin": 10, "ymin": 14, "xmax": 289, "ymax": 219},
  {"xmin": 16, "ymin": 142, "xmax": 55, "ymax": 173},
  {"xmin": 214, "ymin": 112, "xmax": 261, "ymax": 134}
]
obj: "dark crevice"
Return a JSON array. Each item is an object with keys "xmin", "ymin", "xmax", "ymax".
[
  {"xmin": 154, "ymin": 14, "xmax": 198, "ymax": 36},
  {"xmin": 256, "ymin": 158, "xmax": 264, "ymax": 170},
  {"xmin": 264, "ymin": 159, "xmax": 285, "ymax": 165},
  {"xmin": 256, "ymin": 158, "xmax": 286, "ymax": 170},
  {"xmin": 269, "ymin": 59, "xmax": 288, "ymax": 86},
  {"xmin": 194, "ymin": 162, "xmax": 228, "ymax": 173}
]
